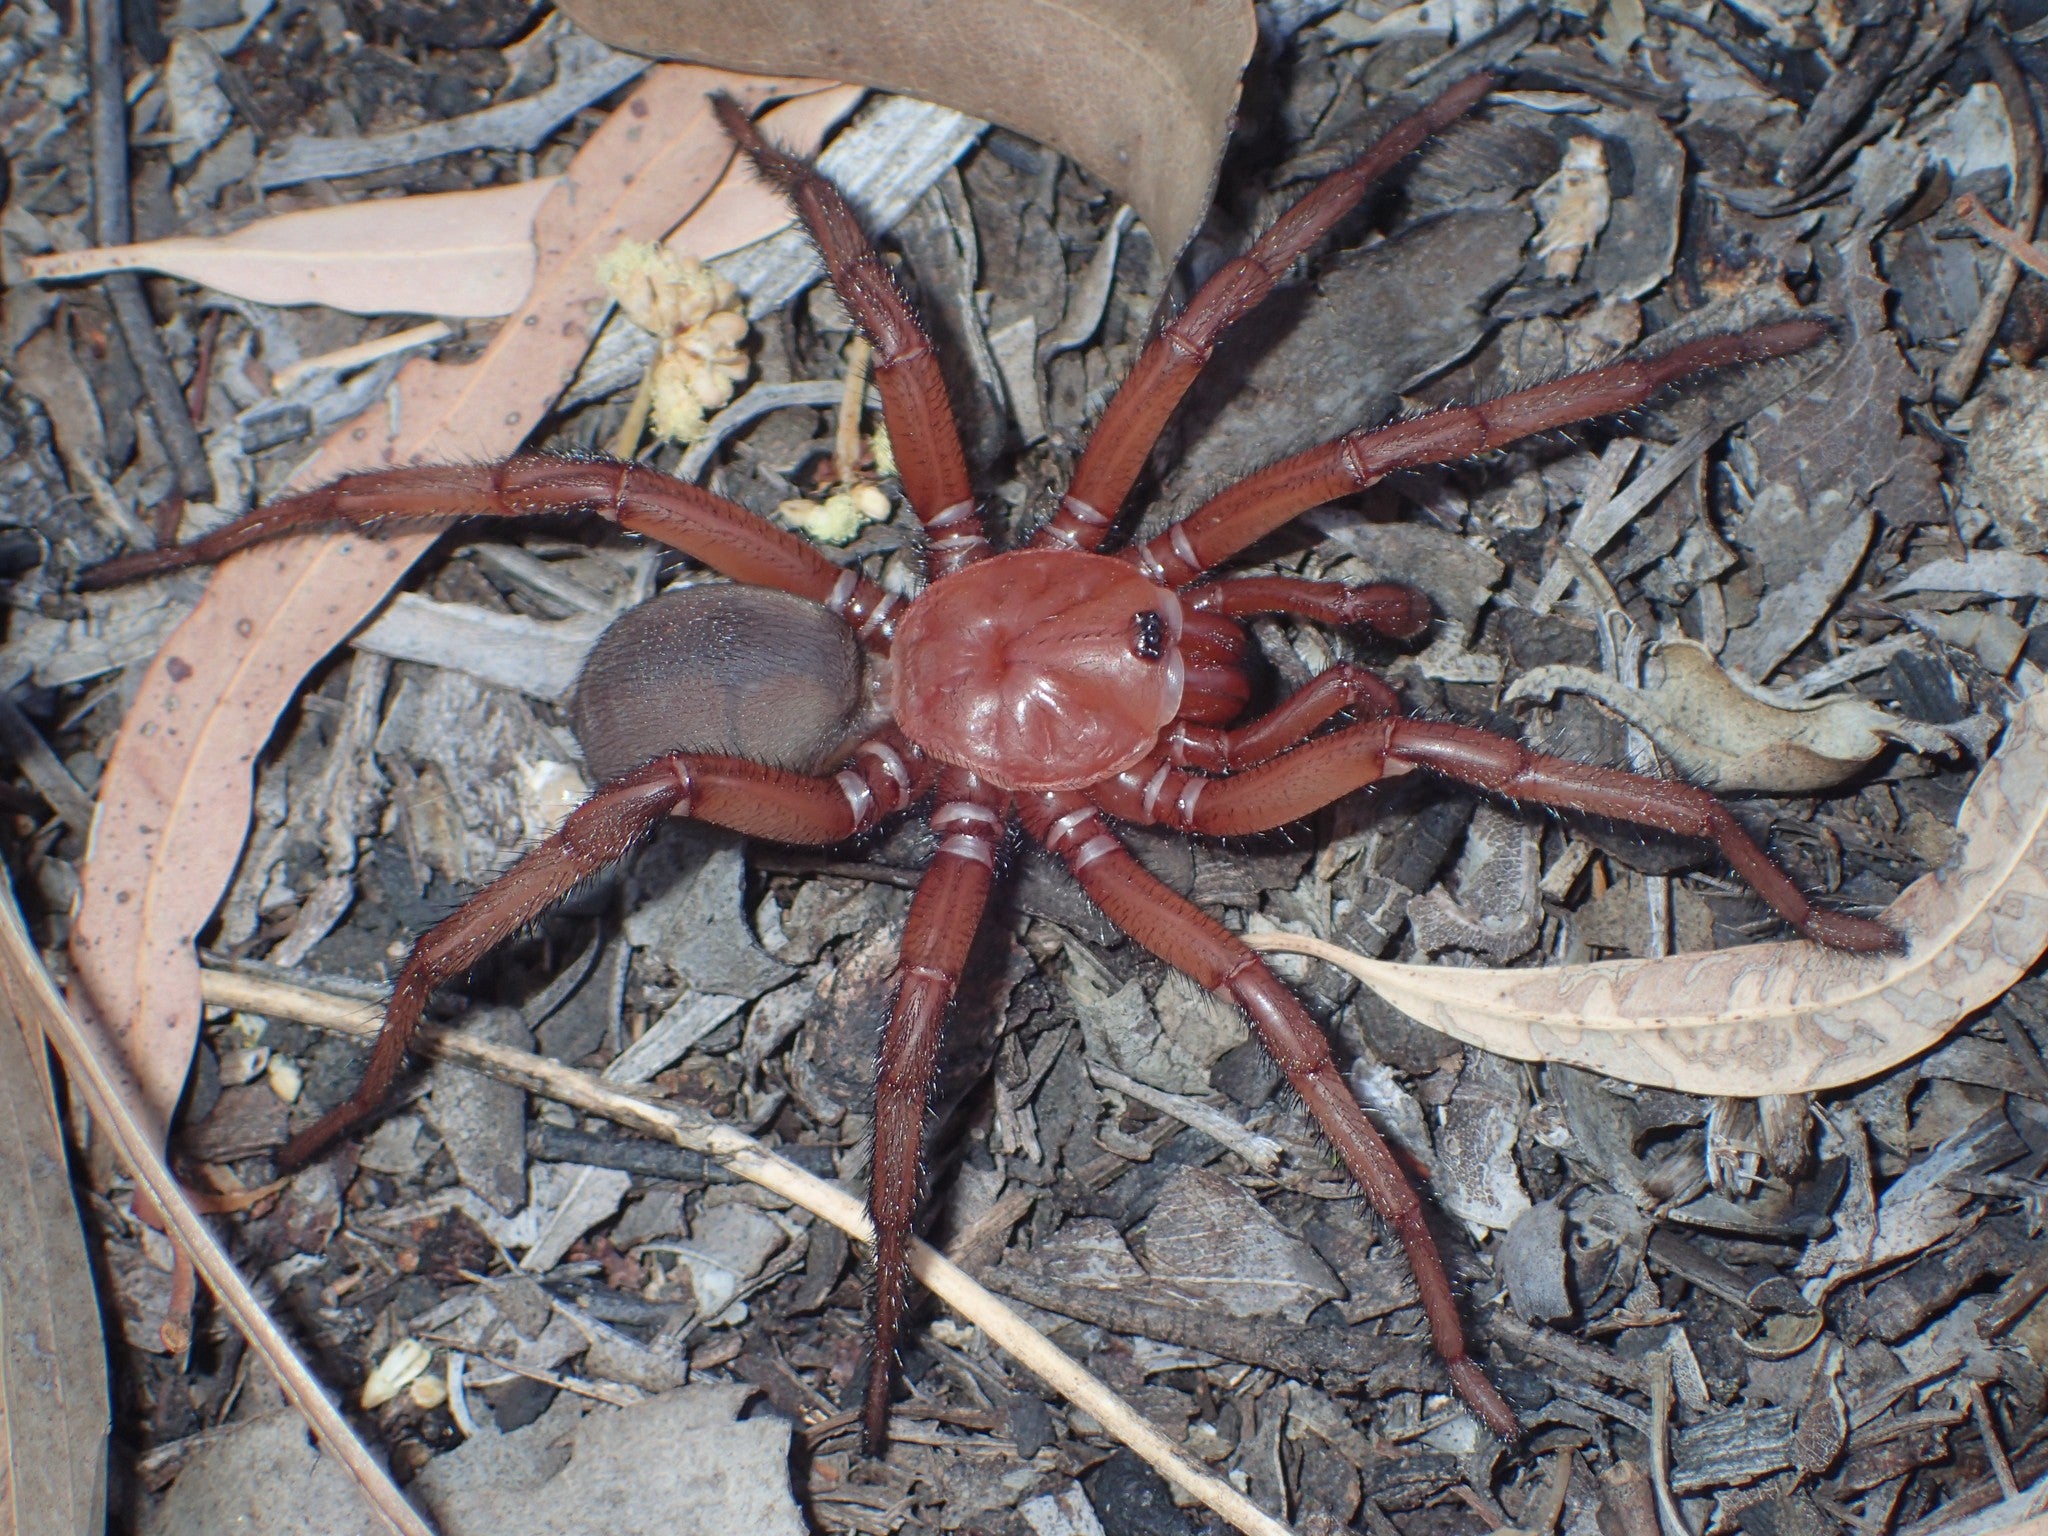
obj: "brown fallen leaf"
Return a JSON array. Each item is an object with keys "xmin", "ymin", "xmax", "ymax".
[
  {"xmin": 557, "ymin": 0, "xmax": 1258, "ymax": 263},
  {"xmin": 0, "ymin": 948, "xmax": 110, "ymax": 1536},
  {"xmin": 70, "ymin": 66, "xmax": 821, "ymax": 1135},
  {"xmin": 21, "ymin": 87, "xmax": 859, "ymax": 320},
  {"xmin": 1249, "ymin": 686, "xmax": 2047, "ymax": 1097},
  {"xmin": 1504, "ymin": 639, "xmax": 1962, "ymax": 794}
]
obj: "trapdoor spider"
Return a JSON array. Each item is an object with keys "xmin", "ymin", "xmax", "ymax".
[{"xmin": 89, "ymin": 73, "xmax": 1899, "ymax": 1446}]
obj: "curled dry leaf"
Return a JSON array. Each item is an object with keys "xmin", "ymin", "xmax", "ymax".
[
  {"xmin": 22, "ymin": 86, "xmax": 861, "ymax": 321},
  {"xmin": 1530, "ymin": 135, "xmax": 1611, "ymax": 282},
  {"xmin": 1881, "ymin": 549, "xmax": 2048, "ymax": 601},
  {"xmin": 1505, "ymin": 639, "xmax": 1962, "ymax": 794},
  {"xmin": 1249, "ymin": 686, "xmax": 2048, "ymax": 1097},
  {"xmin": 70, "ymin": 67, "xmax": 821, "ymax": 1133},
  {"xmin": 557, "ymin": 0, "xmax": 1258, "ymax": 263}
]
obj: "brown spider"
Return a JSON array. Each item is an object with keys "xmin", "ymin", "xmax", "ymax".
[{"xmin": 86, "ymin": 73, "xmax": 1899, "ymax": 1447}]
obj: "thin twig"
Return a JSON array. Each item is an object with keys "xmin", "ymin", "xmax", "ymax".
[
  {"xmin": 82, "ymin": 0, "xmax": 215, "ymax": 506},
  {"xmin": 0, "ymin": 890, "xmax": 433, "ymax": 1536},
  {"xmin": 1521, "ymin": 1451, "xmax": 1575, "ymax": 1536},
  {"xmin": 1647, "ymin": 1351, "xmax": 1695, "ymax": 1536},
  {"xmin": 675, "ymin": 378, "xmax": 876, "ymax": 481},
  {"xmin": 607, "ymin": 367, "xmax": 659, "ymax": 462},
  {"xmin": 833, "ymin": 336, "xmax": 873, "ymax": 484},
  {"xmin": 194, "ymin": 968, "xmax": 1295, "ymax": 1536},
  {"xmin": 1969, "ymin": 1381, "xmax": 2022, "ymax": 1502},
  {"xmin": 1085, "ymin": 1059, "xmax": 1284, "ymax": 1172},
  {"xmin": 1955, "ymin": 194, "xmax": 2048, "ymax": 284},
  {"xmin": 413, "ymin": 1336, "xmax": 640, "ymax": 1409},
  {"xmin": 1937, "ymin": 34, "xmax": 2044, "ymax": 407},
  {"xmin": 0, "ymin": 695, "xmax": 97, "ymax": 834}
]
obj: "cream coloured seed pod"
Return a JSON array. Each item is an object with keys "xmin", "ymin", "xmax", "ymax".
[{"xmin": 597, "ymin": 240, "xmax": 751, "ymax": 444}]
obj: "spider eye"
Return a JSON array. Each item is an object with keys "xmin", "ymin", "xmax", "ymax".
[{"xmin": 1131, "ymin": 610, "xmax": 1166, "ymax": 662}]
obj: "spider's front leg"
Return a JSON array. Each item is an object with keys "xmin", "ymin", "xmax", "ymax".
[
  {"xmin": 713, "ymin": 96, "xmax": 990, "ymax": 574},
  {"xmin": 1019, "ymin": 792, "xmax": 1520, "ymax": 1438},
  {"xmin": 1185, "ymin": 574, "xmax": 1432, "ymax": 639},
  {"xmin": 865, "ymin": 769, "xmax": 1009, "ymax": 1450},
  {"xmin": 1161, "ymin": 665, "xmax": 1400, "ymax": 774},
  {"xmin": 1124, "ymin": 321, "xmax": 1828, "ymax": 587},
  {"xmin": 76, "ymin": 458, "xmax": 902, "ymax": 639},
  {"xmin": 283, "ymin": 732, "xmax": 928, "ymax": 1167},
  {"xmin": 1039, "ymin": 72, "xmax": 1499, "ymax": 550}
]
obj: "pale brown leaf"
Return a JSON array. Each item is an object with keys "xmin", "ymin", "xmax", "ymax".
[
  {"xmin": 0, "ymin": 946, "xmax": 109, "ymax": 1536},
  {"xmin": 70, "ymin": 67, "xmax": 820, "ymax": 1132},
  {"xmin": 21, "ymin": 87, "xmax": 859, "ymax": 319},
  {"xmin": 22, "ymin": 179, "xmax": 558, "ymax": 317},
  {"xmin": 557, "ymin": 0, "xmax": 1258, "ymax": 262},
  {"xmin": 1249, "ymin": 687, "xmax": 2048, "ymax": 1096}
]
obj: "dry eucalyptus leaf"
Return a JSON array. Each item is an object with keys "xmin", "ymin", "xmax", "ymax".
[
  {"xmin": 1505, "ymin": 639, "xmax": 1961, "ymax": 794},
  {"xmin": 1248, "ymin": 685, "xmax": 2048, "ymax": 1098},
  {"xmin": 25, "ymin": 87, "xmax": 859, "ymax": 320},
  {"xmin": 556, "ymin": 0, "xmax": 1258, "ymax": 263},
  {"xmin": 23, "ymin": 180, "xmax": 557, "ymax": 318},
  {"xmin": 0, "ymin": 990, "xmax": 109, "ymax": 1536},
  {"xmin": 1132, "ymin": 1167, "xmax": 1343, "ymax": 1323},
  {"xmin": 1530, "ymin": 135, "xmax": 1610, "ymax": 281}
]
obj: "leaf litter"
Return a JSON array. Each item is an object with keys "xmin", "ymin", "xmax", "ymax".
[{"xmin": 6, "ymin": 0, "xmax": 2048, "ymax": 1533}]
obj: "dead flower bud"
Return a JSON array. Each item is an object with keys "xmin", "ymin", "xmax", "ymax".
[
  {"xmin": 775, "ymin": 483, "xmax": 892, "ymax": 545},
  {"xmin": 361, "ymin": 1338, "xmax": 432, "ymax": 1409},
  {"xmin": 597, "ymin": 240, "xmax": 751, "ymax": 444},
  {"xmin": 1531, "ymin": 136, "xmax": 1611, "ymax": 282}
]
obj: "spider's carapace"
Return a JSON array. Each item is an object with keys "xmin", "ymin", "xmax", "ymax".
[{"xmin": 890, "ymin": 550, "xmax": 1186, "ymax": 790}]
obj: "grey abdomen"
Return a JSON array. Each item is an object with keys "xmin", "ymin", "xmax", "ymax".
[{"xmin": 571, "ymin": 584, "xmax": 866, "ymax": 782}]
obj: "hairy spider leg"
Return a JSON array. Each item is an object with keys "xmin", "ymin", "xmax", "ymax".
[
  {"xmin": 864, "ymin": 768, "xmax": 1010, "ymax": 1450},
  {"xmin": 713, "ymin": 95, "xmax": 990, "ymax": 575},
  {"xmin": 1020, "ymin": 790, "xmax": 1521, "ymax": 1439},
  {"xmin": 279, "ymin": 731, "xmax": 931, "ymax": 1169},
  {"xmin": 1035, "ymin": 71, "xmax": 1497, "ymax": 552},
  {"xmin": 1097, "ymin": 718, "xmax": 1900, "ymax": 953},
  {"xmin": 76, "ymin": 456, "xmax": 903, "ymax": 643},
  {"xmin": 1124, "ymin": 321, "xmax": 1827, "ymax": 587}
]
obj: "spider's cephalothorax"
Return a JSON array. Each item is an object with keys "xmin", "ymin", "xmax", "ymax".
[{"xmin": 85, "ymin": 74, "xmax": 1901, "ymax": 1452}]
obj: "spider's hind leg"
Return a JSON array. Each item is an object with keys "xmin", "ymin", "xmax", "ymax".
[
  {"xmin": 864, "ymin": 769, "xmax": 1008, "ymax": 1451},
  {"xmin": 1020, "ymin": 789, "xmax": 1521, "ymax": 1438}
]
